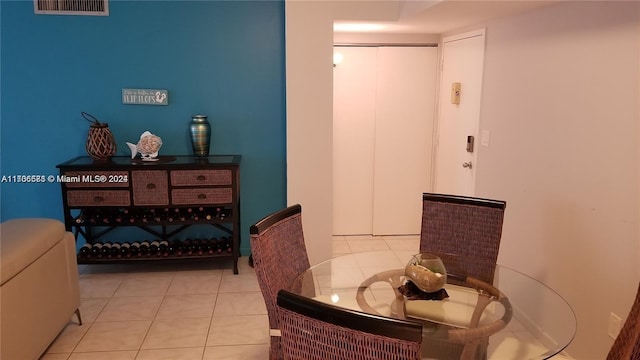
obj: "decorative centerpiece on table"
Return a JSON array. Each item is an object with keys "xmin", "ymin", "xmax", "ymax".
[
  {"xmin": 126, "ymin": 131, "xmax": 163, "ymax": 161},
  {"xmin": 399, "ymin": 253, "xmax": 449, "ymax": 300}
]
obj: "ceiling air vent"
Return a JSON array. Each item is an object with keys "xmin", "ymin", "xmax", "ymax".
[{"xmin": 34, "ymin": 0, "xmax": 108, "ymax": 16}]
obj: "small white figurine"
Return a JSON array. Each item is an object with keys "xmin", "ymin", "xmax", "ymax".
[{"xmin": 126, "ymin": 131, "xmax": 163, "ymax": 161}]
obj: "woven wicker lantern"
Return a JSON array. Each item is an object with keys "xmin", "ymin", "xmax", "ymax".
[{"xmin": 83, "ymin": 112, "xmax": 117, "ymax": 160}]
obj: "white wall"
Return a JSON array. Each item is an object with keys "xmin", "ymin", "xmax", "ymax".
[
  {"xmin": 471, "ymin": 2, "xmax": 640, "ymax": 358},
  {"xmin": 285, "ymin": 2, "xmax": 334, "ymax": 266},
  {"xmin": 285, "ymin": 1, "xmax": 401, "ymax": 265}
]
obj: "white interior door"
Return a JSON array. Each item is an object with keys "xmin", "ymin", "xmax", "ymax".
[
  {"xmin": 434, "ymin": 30, "xmax": 486, "ymax": 196},
  {"xmin": 372, "ymin": 46, "xmax": 438, "ymax": 235},
  {"xmin": 333, "ymin": 45, "xmax": 438, "ymax": 235},
  {"xmin": 332, "ymin": 47, "xmax": 378, "ymax": 235}
]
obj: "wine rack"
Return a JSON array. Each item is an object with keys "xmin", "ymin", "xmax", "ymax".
[
  {"xmin": 57, "ymin": 155, "xmax": 242, "ymax": 274},
  {"xmin": 77, "ymin": 237, "xmax": 234, "ymax": 260},
  {"xmin": 74, "ymin": 206, "xmax": 232, "ymax": 226}
]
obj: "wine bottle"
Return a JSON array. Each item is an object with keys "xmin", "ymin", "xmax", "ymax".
[
  {"xmin": 148, "ymin": 208, "xmax": 161, "ymax": 223},
  {"xmin": 201, "ymin": 208, "xmax": 213, "ymax": 221},
  {"xmin": 191, "ymin": 207, "xmax": 205, "ymax": 222},
  {"xmin": 209, "ymin": 238, "xmax": 217, "ymax": 254},
  {"xmin": 139, "ymin": 240, "xmax": 150, "ymax": 256},
  {"xmin": 175, "ymin": 240, "xmax": 185, "ymax": 256},
  {"xmin": 202, "ymin": 239, "xmax": 213, "ymax": 255},
  {"xmin": 120, "ymin": 242, "xmax": 131, "ymax": 257},
  {"xmin": 208, "ymin": 237, "xmax": 216, "ymax": 254},
  {"xmin": 158, "ymin": 208, "xmax": 169, "ymax": 223},
  {"xmin": 100, "ymin": 242, "xmax": 112, "ymax": 258},
  {"xmin": 101, "ymin": 210, "xmax": 111, "ymax": 224},
  {"xmin": 110, "ymin": 242, "xmax": 121, "ymax": 258},
  {"xmin": 75, "ymin": 213, "xmax": 86, "ymax": 224},
  {"xmin": 126, "ymin": 209, "xmax": 137, "ymax": 224},
  {"xmin": 149, "ymin": 240, "xmax": 161, "ymax": 256},
  {"xmin": 214, "ymin": 237, "xmax": 223, "ymax": 254},
  {"xmin": 79, "ymin": 243, "xmax": 92, "ymax": 257},
  {"xmin": 90, "ymin": 242, "xmax": 103, "ymax": 257},
  {"xmin": 159, "ymin": 240, "xmax": 170, "ymax": 256},
  {"xmin": 191, "ymin": 238, "xmax": 200, "ymax": 256},
  {"xmin": 113, "ymin": 210, "xmax": 124, "ymax": 224},
  {"xmin": 184, "ymin": 238, "xmax": 194, "ymax": 255},
  {"xmin": 221, "ymin": 237, "xmax": 232, "ymax": 253},
  {"xmin": 194, "ymin": 207, "xmax": 203, "ymax": 220},
  {"xmin": 194, "ymin": 239, "xmax": 205, "ymax": 256},
  {"xmin": 130, "ymin": 241, "xmax": 141, "ymax": 257},
  {"xmin": 89, "ymin": 209, "xmax": 99, "ymax": 224}
]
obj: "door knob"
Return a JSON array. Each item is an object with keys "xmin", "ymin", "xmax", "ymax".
[{"xmin": 462, "ymin": 161, "xmax": 473, "ymax": 169}]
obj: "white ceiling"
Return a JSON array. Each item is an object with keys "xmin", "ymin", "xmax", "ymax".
[{"xmin": 334, "ymin": 0, "xmax": 560, "ymax": 34}]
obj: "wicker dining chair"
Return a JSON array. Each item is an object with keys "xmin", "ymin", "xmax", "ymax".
[
  {"xmin": 419, "ymin": 193, "xmax": 506, "ymax": 359},
  {"xmin": 277, "ymin": 289, "xmax": 423, "ymax": 360},
  {"xmin": 607, "ymin": 282, "xmax": 640, "ymax": 360},
  {"xmin": 420, "ymin": 193, "xmax": 507, "ymax": 285},
  {"xmin": 250, "ymin": 204, "xmax": 311, "ymax": 360}
]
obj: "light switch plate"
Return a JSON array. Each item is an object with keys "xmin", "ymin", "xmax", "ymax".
[
  {"xmin": 481, "ymin": 130, "xmax": 490, "ymax": 147},
  {"xmin": 451, "ymin": 82, "xmax": 461, "ymax": 104}
]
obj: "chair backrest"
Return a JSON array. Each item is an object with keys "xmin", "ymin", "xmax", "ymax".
[
  {"xmin": 420, "ymin": 193, "xmax": 506, "ymax": 284},
  {"xmin": 277, "ymin": 289, "xmax": 423, "ymax": 360},
  {"xmin": 607, "ymin": 282, "xmax": 640, "ymax": 360},
  {"xmin": 250, "ymin": 204, "xmax": 310, "ymax": 360}
]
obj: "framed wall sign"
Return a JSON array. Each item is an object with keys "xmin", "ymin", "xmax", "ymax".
[{"xmin": 122, "ymin": 88, "xmax": 168, "ymax": 105}]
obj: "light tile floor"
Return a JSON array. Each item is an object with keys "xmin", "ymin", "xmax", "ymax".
[
  {"xmin": 42, "ymin": 235, "xmax": 416, "ymax": 360},
  {"xmin": 43, "ymin": 234, "xmax": 574, "ymax": 360}
]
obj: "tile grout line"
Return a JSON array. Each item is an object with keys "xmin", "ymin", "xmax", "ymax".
[
  {"xmin": 136, "ymin": 272, "xmax": 180, "ymax": 356},
  {"xmin": 56, "ymin": 237, "xmax": 415, "ymax": 359}
]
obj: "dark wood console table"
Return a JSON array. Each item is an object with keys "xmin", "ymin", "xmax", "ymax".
[{"xmin": 56, "ymin": 155, "xmax": 241, "ymax": 274}]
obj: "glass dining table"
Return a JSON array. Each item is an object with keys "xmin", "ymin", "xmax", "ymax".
[{"xmin": 287, "ymin": 250, "xmax": 576, "ymax": 360}]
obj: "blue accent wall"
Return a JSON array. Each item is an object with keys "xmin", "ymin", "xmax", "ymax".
[{"xmin": 0, "ymin": 0, "xmax": 286, "ymax": 256}]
